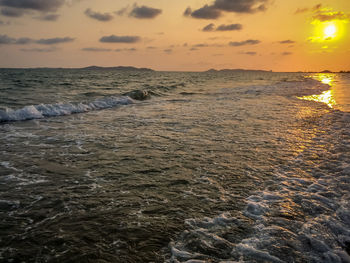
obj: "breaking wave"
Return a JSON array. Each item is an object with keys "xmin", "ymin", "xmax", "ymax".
[{"xmin": 0, "ymin": 96, "xmax": 134, "ymax": 123}]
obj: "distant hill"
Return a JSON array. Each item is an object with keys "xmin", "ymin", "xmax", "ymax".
[
  {"xmin": 205, "ymin": 68, "xmax": 272, "ymax": 73},
  {"xmin": 81, "ymin": 66, "xmax": 154, "ymax": 71}
]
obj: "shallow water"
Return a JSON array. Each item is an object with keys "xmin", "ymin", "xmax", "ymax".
[{"xmin": 0, "ymin": 70, "xmax": 349, "ymax": 262}]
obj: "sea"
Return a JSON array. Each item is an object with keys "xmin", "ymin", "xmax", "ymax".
[{"xmin": 0, "ymin": 69, "xmax": 349, "ymax": 263}]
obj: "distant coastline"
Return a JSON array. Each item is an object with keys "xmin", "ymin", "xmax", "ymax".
[
  {"xmin": 80, "ymin": 66, "xmax": 154, "ymax": 72},
  {"xmin": 0, "ymin": 66, "xmax": 349, "ymax": 73}
]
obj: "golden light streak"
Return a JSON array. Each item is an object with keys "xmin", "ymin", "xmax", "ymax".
[
  {"xmin": 298, "ymin": 74, "xmax": 336, "ymax": 108},
  {"xmin": 298, "ymin": 90, "xmax": 336, "ymax": 108}
]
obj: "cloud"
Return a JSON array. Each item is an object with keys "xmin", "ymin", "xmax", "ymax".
[
  {"xmin": 0, "ymin": 34, "xmax": 76, "ymax": 46},
  {"xmin": 0, "ymin": 0, "xmax": 65, "ymax": 12},
  {"xmin": 129, "ymin": 4, "xmax": 162, "ymax": 19},
  {"xmin": 82, "ymin": 47, "xmax": 112, "ymax": 52},
  {"xmin": 216, "ymin": 23, "xmax": 242, "ymax": 31},
  {"xmin": 164, "ymin": 49, "xmax": 172, "ymax": 54},
  {"xmin": 229, "ymin": 39, "xmax": 261, "ymax": 46},
  {"xmin": 191, "ymin": 5, "xmax": 221, "ymax": 19},
  {"xmin": 115, "ymin": 6, "xmax": 128, "ymax": 16},
  {"xmin": 202, "ymin": 23, "xmax": 242, "ymax": 32},
  {"xmin": 114, "ymin": 48, "xmax": 138, "ymax": 52},
  {"xmin": 0, "ymin": 7, "xmax": 24, "ymax": 17},
  {"xmin": 0, "ymin": 34, "xmax": 15, "ymax": 44},
  {"xmin": 313, "ymin": 11, "xmax": 350, "ymax": 22},
  {"xmin": 281, "ymin": 52, "xmax": 292, "ymax": 56},
  {"xmin": 34, "ymin": 14, "xmax": 60, "ymax": 21},
  {"xmin": 240, "ymin": 51, "xmax": 257, "ymax": 56},
  {"xmin": 202, "ymin": 23, "xmax": 215, "ymax": 32},
  {"xmin": 279, "ymin": 40, "xmax": 295, "ymax": 44},
  {"xmin": 213, "ymin": 0, "xmax": 269, "ymax": 13},
  {"xmin": 85, "ymin": 8, "xmax": 113, "ymax": 22},
  {"xmin": 193, "ymin": 43, "xmax": 209, "ymax": 48},
  {"xmin": 20, "ymin": 47, "xmax": 57, "ymax": 52},
  {"xmin": 0, "ymin": 34, "xmax": 74, "ymax": 45},
  {"xmin": 36, "ymin": 37, "xmax": 74, "ymax": 45},
  {"xmin": 183, "ymin": 7, "xmax": 192, "ymax": 17},
  {"xmin": 295, "ymin": 4, "xmax": 322, "ymax": 14},
  {"xmin": 100, "ymin": 35, "xmax": 140, "ymax": 43},
  {"xmin": 15, "ymin": 37, "xmax": 33, "ymax": 44},
  {"xmin": 146, "ymin": 46, "xmax": 157, "ymax": 49},
  {"xmin": 0, "ymin": 35, "xmax": 34, "ymax": 44},
  {"xmin": 186, "ymin": 0, "xmax": 270, "ymax": 19}
]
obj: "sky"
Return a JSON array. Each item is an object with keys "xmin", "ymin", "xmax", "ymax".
[{"xmin": 0, "ymin": 0, "xmax": 349, "ymax": 71}]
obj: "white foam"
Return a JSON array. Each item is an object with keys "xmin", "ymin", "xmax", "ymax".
[
  {"xmin": 0, "ymin": 96, "xmax": 134, "ymax": 122},
  {"xmin": 169, "ymin": 110, "xmax": 350, "ymax": 262}
]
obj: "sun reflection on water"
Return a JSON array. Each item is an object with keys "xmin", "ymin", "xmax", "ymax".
[{"xmin": 298, "ymin": 74, "xmax": 336, "ymax": 108}]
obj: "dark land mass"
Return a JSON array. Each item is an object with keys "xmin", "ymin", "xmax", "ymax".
[
  {"xmin": 81, "ymin": 66, "xmax": 154, "ymax": 72},
  {"xmin": 205, "ymin": 68, "xmax": 272, "ymax": 73}
]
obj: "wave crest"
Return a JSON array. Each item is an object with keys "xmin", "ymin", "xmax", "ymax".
[{"xmin": 0, "ymin": 96, "xmax": 133, "ymax": 123}]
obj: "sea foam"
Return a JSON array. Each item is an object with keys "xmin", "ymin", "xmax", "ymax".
[
  {"xmin": 169, "ymin": 110, "xmax": 350, "ymax": 263},
  {"xmin": 0, "ymin": 96, "xmax": 133, "ymax": 122}
]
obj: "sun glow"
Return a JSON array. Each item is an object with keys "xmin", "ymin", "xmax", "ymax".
[
  {"xmin": 309, "ymin": 20, "xmax": 346, "ymax": 43},
  {"xmin": 324, "ymin": 24, "xmax": 337, "ymax": 39}
]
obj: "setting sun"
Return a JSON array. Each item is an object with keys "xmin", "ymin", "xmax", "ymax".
[{"xmin": 324, "ymin": 24, "xmax": 337, "ymax": 39}]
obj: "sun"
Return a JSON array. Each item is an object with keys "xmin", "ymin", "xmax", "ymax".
[{"xmin": 324, "ymin": 24, "xmax": 337, "ymax": 39}]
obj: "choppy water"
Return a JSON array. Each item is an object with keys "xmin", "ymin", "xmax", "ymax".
[{"xmin": 0, "ymin": 69, "xmax": 349, "ymax": 262}]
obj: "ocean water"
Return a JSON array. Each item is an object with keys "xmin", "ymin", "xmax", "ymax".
[{"xmin": 0, "ymin": 69, "xmax": 349, "ymax": 263}]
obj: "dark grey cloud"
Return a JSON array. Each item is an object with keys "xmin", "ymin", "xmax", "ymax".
[
  {"xmin": 36, "ymin": 37, "xmax": 74, "ymax": 45},
  {"xmin": 34, "ymin": 14, "xmax": 60, "ymax": 21},
  {"xmin": 0, "ymin": 35, "xmax": 34, "ymax": 44},
  {"xmin": 191, "ymin": 4, "xmax": 221, "ymax": 19},
  {"xmin": 282, "ymin": 52, "xmax": 292, "ymax": 56},
  {"xmin": 15, "ymin": 37, "xmax": 33, "ymax": 44},
  {"xmin": 0, "ymin": 0, "xmax": 65, "ymax": 12},
  {"xmin": 279, "ymin": 40, "xmax": 295, "ymax": 44},
  {"xmin": 202, "ymin": 23, "xmax": 243, "ymax": 32},
  {"xmin": 202, "ymin": 23, "xmax": 215, "ymax": 32},
  {"xmin": 186, "ymin": 0, "xmax": 269, "ymax": 20},
  {"xmin": 129, "ymin": 4, "xmax": 162, "ymax": 19},
  {"xmin": 0, "ymin": 7, "xmax": 24, "ymax": 17},
  {"xmin": 0, "ymin": 34, "xmax": 73, "ymax": 45},
  {"xmin": 229, "ymin": 39, "xmax": 261, "ymax": 46},
  {"xmin": 100, "ymin": 35, "xmax": 140, "ymax": 43},
  {"xmin": 216, "ymin": 23, "xmax": 242, "ymax": 31},
  {"xmin": 85, "ymin": 8, "xmax": 113, "ymax": 22},
  {"xmin": 146, "ymin": 46, "xmax": 157, "ymax": 49},
  {"xmin": 164, "ymin": 49, "xmax": 172, "ymax": 54},
  {"xmin": 213, "ymin": 0, "xmax": 269, "ymax": 13},
  {"xmin": 20, "ymin": 47, "xmax": 57, "ymax": 52},
  {"xmin": 82, "ymin": 47, "xmax": 112, "ymax": 52},
  {"xmin": 0, "ymin": 34, "xmax": 14, "ymax": 44}
]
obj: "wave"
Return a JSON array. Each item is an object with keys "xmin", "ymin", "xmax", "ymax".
[
  {"xmin": 0, "ymin": 96, "xmax": 134, "ymax": 123},
  {"xmin": 169, "ymin": 111, "xmax": 350, "ymax": 262}
]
